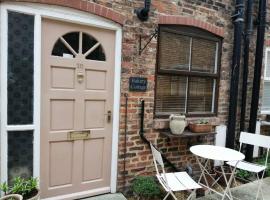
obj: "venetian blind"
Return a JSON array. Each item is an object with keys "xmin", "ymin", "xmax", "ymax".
[
  {"xmin": 262, "ymin": 82, "xmax": 270, "ymax": 112},
  {"xmin": 188, "ymin": 78, "xmax": 214, "ymax": 113},
  {"xmin": 155, "ymin": 75, "xmax": 187, "ymax": 114},
  {"xmin": 191, "ymin": 38, "xmax": 217, "ymax": 73},
  {"xmin": 262, "ymin": 50, "xmax": 270, "ymax": 112},
  {"xmin": 266, "ymin": 51, "xmax": 270, "ymax": 78},
  {"xmin": 158, "ymin": 30, "xmax": 190, "ymax": 71},
  {"xmin": 155, "ymin": 27, "xmax": 218, "ymax": 115}
]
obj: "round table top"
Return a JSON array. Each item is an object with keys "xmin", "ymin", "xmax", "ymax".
[{"xmin": 190, "ymin": 145, "xmax": 245, "ymax": 161}]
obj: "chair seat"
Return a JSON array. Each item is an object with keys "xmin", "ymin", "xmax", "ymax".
[
  {"xmin": 157, "ymin": 172, "xmax": 201, "ymax": 192},
  {"xmin": 226, "ymin": 160, "xmax": 266, "ymax": 173}
]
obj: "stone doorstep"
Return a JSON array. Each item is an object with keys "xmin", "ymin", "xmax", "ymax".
[
  {"xmin": 81, "ymin": 193, "xmax": 127, "ymax": 200},
  {"xmin": 197, "ymin": 177, "xmax": 270, "ymax": 200}
]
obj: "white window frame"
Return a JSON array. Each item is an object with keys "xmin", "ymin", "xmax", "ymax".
[
  {"xmin": 262, "ymin": 47, "xmax": 270, "ymax": 114},
  {"xmin": 0, "ymin": 2, "xmax": 122, "ymax": 196}
]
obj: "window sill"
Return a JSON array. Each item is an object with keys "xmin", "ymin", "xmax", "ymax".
[
  {"xmin": 160, "ymin": 129, "xmax": 216, "ymax": 138},
  {"xmin": 153, "ymin": 117, "xmax": 220, "ymax": 130}
]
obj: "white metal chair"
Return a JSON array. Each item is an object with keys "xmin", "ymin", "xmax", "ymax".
[
  {"xmin": 226, "ymin": 132, "xmax": 270, "ymax": 200},
  {"xmin": 150, "ymin": 143, "xmax": 201, "ymax": 200}
]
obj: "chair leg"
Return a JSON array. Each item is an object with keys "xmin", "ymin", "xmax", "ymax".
[
  {"xmin": 187, "ymin": 190, "xmax": 196, "ymax": 200},
  {"xmin": 229, "ymin": 165, "xmax": 237, "ymax": 187},
  {"xmin": 256, "ymin": 172, "xmax": 265, "ymax": 200},
  {"xmin": 163, "ymin": 192, "xmax": 170, "ymax": 200},
  {"xmin": 163, "ymin": 191, "xmax": 178, "ymax": 200},
  {"xmin": 170, "ymin": 191, "xmax": 178, "ymax": 200}
]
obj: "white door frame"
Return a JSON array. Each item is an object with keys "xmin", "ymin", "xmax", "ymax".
[{"xmin": 0, "ymin": 2, "xmax": 122, "ymax": 196}]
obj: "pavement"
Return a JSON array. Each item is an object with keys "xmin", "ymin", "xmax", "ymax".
[
  {"xmin": 81, "ymin": 193, "xmax": 127, "ymax": 200},
  {"xmin": 197, "ymin": 177, "xmax": 270, "ymax": 200},
  {"xmin": 80, "ymin": 177, "xmax": 270, "ymax": 200}
]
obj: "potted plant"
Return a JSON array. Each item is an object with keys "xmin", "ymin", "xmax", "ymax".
[
  {"xmin": 131, "ymin": 176, "xmax": 161, "ymax": 200},
  {"xmin": 0, "ymin": 177, "xmax": 40, "ymax": 200},
  {"xmin": 188, "ymin": 119, "xmax": 213, "ymax": 133},
  {"xmin": 0, "ymin": 182, "xmax": 23, "ymax": 200}
]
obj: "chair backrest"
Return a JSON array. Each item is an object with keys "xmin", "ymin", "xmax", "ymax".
[
  {"xmin": 150, "ymin": 143, "xmax": 165, "ymax": 175},
  {"xmin": 240, "ymin": 132, "xmax": 270, "ymax": 149},
  {"xmin": 150, "ymin": 143, "xmax": 170, "ymax": 191}
]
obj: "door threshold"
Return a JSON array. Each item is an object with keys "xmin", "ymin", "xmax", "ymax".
[{"xmin": 41, "ymin": 187, "xmax": 111, "ymax": 200}]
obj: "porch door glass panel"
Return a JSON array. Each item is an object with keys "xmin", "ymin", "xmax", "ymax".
[
  {"xmin": 6, "ymin": 11, "xmax": 35, "ymax": 183},
  {"xmin": 7, "ymin": 11, "xmax": 34, "ymax": 125},
  {"xmin": 8, "ymin": 131, "xmax": 33, "ymax": 182}
]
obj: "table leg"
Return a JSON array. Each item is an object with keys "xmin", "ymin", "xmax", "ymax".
[
  {"xmin": 221, "ymin": 162, "xmax": 239, "ymax": 200},
  {"xmin": 196, "ymin": 157, "xmax": 225, "ymax": 197},
  {"xmin": 196, "ymin": 156, "xmax": 236, "ymax": 200},
  {"xmin": 196, "ymin": 156, "xmax": 210, "ymax": 192}
]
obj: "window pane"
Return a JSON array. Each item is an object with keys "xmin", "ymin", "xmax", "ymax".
[
  {"xmin": 83, "ymin": 33, "xmax": 106, "ymax": 61},
  {"xmin": 8, "ymin": 12, "xmax": 34, "ymax": 125},
  {"xmin": 191, "ymin": 38, "xmax": 217, "ymax": 73},
  {"xmin": 266, "ymin": 51, "xmax": 270, "ymax": 78},
  {"xmin": 62, "ymin": 32, "xmax": 79, "ymax": 53},
  {"xmin": 8, "ymin": 131, "xmax": 33, "ymax": 183},
  {"xmin": 155, "ymin": 75, "xmax": 187, "ymax": 115},
  {"xmin": 85, "ymin": 45, "xmax": 106, "ymax": 61},
  {"xmin": 188, "ymin": 77, "xmax": 214, "ymax": 113},
  {"xmin": 52, "ymin": 39, "xmax": 75, "ymax": 58},
  {"xmin": 262, "ymin": 82, "xmax": 270, "ymax": 112},
  {"xmin": 82, "ymin": 33, "xmax": 98, "ymax": 54},
  {"xmin": 158, "ymin": 31, "xmax": 190, "ymax": 71}
]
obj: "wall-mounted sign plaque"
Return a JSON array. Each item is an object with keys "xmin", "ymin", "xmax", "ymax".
[{"xmin": 129, "ymin": 77, "xmax": 147, "ymax": 92}]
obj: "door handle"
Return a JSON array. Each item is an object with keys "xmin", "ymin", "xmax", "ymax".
[{"xmin": 105, "ymin": 110, "xmax": 112, "ymax": 123}]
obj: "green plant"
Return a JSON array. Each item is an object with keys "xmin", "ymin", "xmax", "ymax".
[
  {"xmin": 131, "ymin": 176, "xmax": 161, "ymax": 199},
  {"xmin": 0, "ymin": 182, "xmax": 9, "ymax": 195},
  {"xmin": 236, "ymin": 169, "xmax": 251, "ymax": 180},
  {"xmin": 0, "ymin": 177, "xmax": 38, "ymax": 199},
  {"xmin": 256, "ymin": 155, "xmax": 270, "ymax": 177},
  {"xmin": 197, "ymin": 119, "xmax": 209, "ymax": 124}
]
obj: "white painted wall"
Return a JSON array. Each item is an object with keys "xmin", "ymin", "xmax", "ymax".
[{"xmin": 214, "ymin": 125, "xmax": 227, "ymax": 166}]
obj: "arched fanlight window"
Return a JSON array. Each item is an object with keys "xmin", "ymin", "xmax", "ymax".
[{"xmin": 52, "ymin": 31, "xmax": 106, "ymax": 61}]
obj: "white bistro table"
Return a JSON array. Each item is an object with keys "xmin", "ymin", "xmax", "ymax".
[{"xmin": 190, "ymin": 145, "xmax": 245, "ymax": 200}]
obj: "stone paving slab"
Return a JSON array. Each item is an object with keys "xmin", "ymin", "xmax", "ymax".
[
  {"xmin": 81, "ymin": 193, "xmax": 127, "ymax": 200},
  {"xmin": 197, "ymin": 177, "xmax": 270, "ymax": 200}
]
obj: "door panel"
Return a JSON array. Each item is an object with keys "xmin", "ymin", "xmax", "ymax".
[
  {"xmin": 49, "ymin": 142, "xmax": 73, "ymax": 187},
  {"xmin": 82, "ymin": 139, "xmax": 104, "ymax": 182},
  {"xmin": 85, "ymin": 70, "xmax": 107, "ymax": 90},
  {"xmin": 50, "ymin": 100, "xmax": 75, "ymax": 130},
  {"xmin": 41, "ymin": 19, "xmax": 115, "ymax": 199},
  {"xmin": 51, "ymin": 66, "xmax": 76, "ymax": 89},
  {"xmin": 85, "ymin": 100, "xmax": 106, "ymax": 128}
]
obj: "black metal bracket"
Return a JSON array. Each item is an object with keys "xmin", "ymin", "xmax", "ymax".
[
  {"xmin": 139, "ymin": 28, "xmax": 158, "ymax": 55},
  {"xmin": 231, "ymin": 3, "xmax": 244, "ymax": 22}
]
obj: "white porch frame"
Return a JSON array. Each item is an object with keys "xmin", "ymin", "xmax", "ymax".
[{"xmin": 0, "ymin": 2, "xmax": 122, "ymax": 197}]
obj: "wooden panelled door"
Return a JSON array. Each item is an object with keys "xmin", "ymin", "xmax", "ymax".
[{"xmin": 40, "ymin": 19, "xmax": 115, "ymax": 199}]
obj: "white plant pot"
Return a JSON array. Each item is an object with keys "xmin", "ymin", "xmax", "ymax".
[
  {"xmin": 169, "ymin": 114, "xmax": 187, "ymax": 135},
  {"xmin": 0, "ymin": 194, "xmax": 23, "ymax": 200},
  {"xmin": 26, "ymin": 189, "xmax": 40, "ymax": 200}
]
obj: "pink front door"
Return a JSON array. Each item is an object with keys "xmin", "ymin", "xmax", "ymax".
[{"xmin": 40, "ymin": 19, "xmax": 115, "ymax": 199}]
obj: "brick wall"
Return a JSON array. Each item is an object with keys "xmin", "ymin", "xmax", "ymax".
[
  {"xmin": 3, "ymin": 0, "xmax": 269, "ymax": 192},
  {"xmin": 114, "ymin": 0, "xmax": 234, "ymax": 191}
]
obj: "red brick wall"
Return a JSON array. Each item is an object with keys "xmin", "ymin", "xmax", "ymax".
[{"xmin": 2, "ymin": 0, "xmax": 268, "ymax": 192}]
